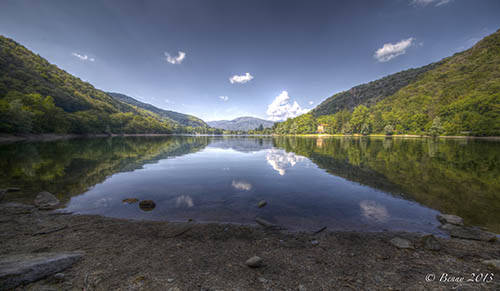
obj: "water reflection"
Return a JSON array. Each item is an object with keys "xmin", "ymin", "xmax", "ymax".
[
  {"xmin": 175, "ymin": 195, "xmax": 194, "ymax": 208},
  {"xmin": 360, "ymin": 200, "xmax": 389, "ymax": 223},
  {"xmin": 232, "ymin": 180, "xmax": 253, "ymax": 191},
  {"xmin": 0, "ymin": 136, "xmax": 498, "ymax": 233},
  {"xmin": 266, "ymin": 149, "xmax": 306, "ymax": 176}
]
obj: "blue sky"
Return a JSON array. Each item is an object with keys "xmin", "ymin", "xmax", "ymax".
[{"xmin": 1, "ymin": 0, "xmax": 499, "ymax": 121}]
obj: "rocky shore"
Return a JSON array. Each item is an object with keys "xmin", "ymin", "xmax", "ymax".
[{"xmin": 0, "ymin": 196, "xmax": 499, "ymax": 290}]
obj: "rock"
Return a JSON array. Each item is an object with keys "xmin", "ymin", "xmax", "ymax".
[
  {"xmin": 255, "ymin": 217, "xmax": 274, "ymax": 228},
  {"xmin": 34, "ymin": 191, "xmax": 60, "ymax": 210},
  {"xmin": 53, "ymin": 272, "xmax": 65, "ymax": 281},
  {"xmin": 440, "ymin": 224, "xmax": 497, "ymax": 242},
  {"xmin": 122, "ymin": 198, "xmax": 139, "ymax": 204},
  {"xmin": 481, "ymin": 259, "xmax": 500, "ymax": 270},
  {"xmin": 258, "ymin": 277, "xmax": 268, "ymax": 283},
  {"xmin": 421, "ymin": 235, "xmax": 441, "ymax": 251},
  {"xmin": 245, "ymin": 256, "xmax": 263, "ymax": 268},
  {"xmin": 311, "ymin": 240, "xmax": 319, "ymax": 246},
  {"xmin": 257, "ymin": 200, "xmax": 267, "ymax": 208},
  {"xmin": 437, "ymin": 214, "xmax": 464, "ymax": 226},
  {"xmin": 167, "ymin": 278, "xmax": 175, "ymax": 283},
  {"xmin": 139, "ymin": 200, "xmax": 156, "ymax": 211},
  {"xmin": 0, "ymin": 252, "xmax": 83, "ymax": 290},
  {"xmin": 389, "ymin": 237, "xmax": 414, "ymax": 249},
  {"xmin": 298, "ymin": 284, "xmax": 307, "ymax": 291}
]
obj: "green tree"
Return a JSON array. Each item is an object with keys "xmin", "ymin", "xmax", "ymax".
[
  {"xmin": 350, "ymin": 105, "xmax": 370, "ymax": 133},
  {"xmin": 429, "ymin": 117, "xmax": 444, "ymax": 137}
]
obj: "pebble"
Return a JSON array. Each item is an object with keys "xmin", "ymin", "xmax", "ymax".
[
  {"xmin": 167, "ymin": 278, "xmax": 175, "ymax": 283},
  {"xmin": 437, "ymin": 214, "xmax": 464, "ymax": 226},
  {"xmin": 245, "ymin": 256, "xmax": 263, "ymax": 268},
  {"xmin": 481, "ymin": 259, "xmax": 500, "ymax": 270},
  {"xmin": 389, "ymin": 237, "xmax": 414, "ymax": 249},
  {"xmin": 53, "ymin": 273, "xmax": 65, "ymax": 281},
  {"xmin": 421, "ymin": 234, "xmax": 441, "ymax": 251},
  {"xmin": 257, "ymin": 200, "xmax": 267, "ymax": 208},
  {"xmin": 311, "ymin": 240, "xmax": 319, "ymax": 246}
]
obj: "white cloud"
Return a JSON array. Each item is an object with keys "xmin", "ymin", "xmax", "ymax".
[
  {"xmin": 308, "ymin": 101, "xmax": 314, "ymax": 105},
  {"xmin": 72, "ymin": 52, "xmax": 94, "ymax": 62},
  {"xmin": 164, "ymin": 51, "xmax": 186, "ymax": 64},
  {"xmin": 219, "ymin": 96, "xmax": 229, "ymax": 101},
  {"xmin": 229, "ymin": 72, "xmax": 254, "ymax": 84},
  {"xmin": 411, "ymin": 0, "xmax": 452, "ymax": 7},
  {"xmin": 374, "ymin": 37, "xmax": 415, "ymax": 62},
  {"xmin": 266, "ymin": 91, "xmax": 310, "ymax": 121}
]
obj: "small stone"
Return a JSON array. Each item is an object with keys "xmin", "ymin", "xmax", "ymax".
[
  {"xmin": 167, "ymin": 278, "xmax": 175, "ymax": 283},
  {"xmin": 298, "ymin": 284, "xmax": 307, "ymax": 291},
  {"xmin": 311, "ymin": 240, "xmax": 319, "ymax": 246},
  {"xmin": 53, "ymin": 273, "xmax": 65, "ymax": 281},
  {"xmin": 139, "ymin": 200, "xmax": 156, "ymax": 211},
  {"xmin": 390, "ymin": 237, "xmax": 414, "ymax": 249},
  {"xmin": 255, "ymin": 217, "xmax": 274, "ymax": 228},
  {"xmin": 481, "ymin": 259, "xmax": 500, "ymax": 270},
  {"xmin": 34, "ymin": 191, "xmax": 59, "ymax": 210},
  {"xmin": 421, "ymin": 234, "xmax": 441, "ymax": 251},
  {"xmin": 437, "ymin": 214, "xmax": 464, "ymax": 226},
  {"xmin": 245, "ymin": 256, "xmax": 263, "ymax": 268},
  {"xmin": 258, "ymin": 277, "xmax": 268, "ymax": 283},
  {"xmin": 122, "ymin": 198, "xmax": 139, "ymax": 204},
  {"xmin": 257, "ymin": 200, "xmax": 267, "ymax": 208}
]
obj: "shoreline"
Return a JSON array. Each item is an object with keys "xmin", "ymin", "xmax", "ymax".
[
  {"xmin": 1, "ymin": 203, "xmax": 499, "ymax": 290},
  {"xmin": 1, "ymin": 133, "xmax": 500, "ymax": 143}
]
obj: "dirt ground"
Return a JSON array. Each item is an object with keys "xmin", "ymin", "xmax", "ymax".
[{"xmin": 1, "ymin": 203, "xmax": 499, "ymax": 290}]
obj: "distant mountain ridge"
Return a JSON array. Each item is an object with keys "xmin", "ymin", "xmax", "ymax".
[
  {"xmin": 107, "ymin": 92, "xmax": 207, "ymax": 128},
  {"xmin": 207, "ymin": 117, "xmax": 274, "ymax": 131}
]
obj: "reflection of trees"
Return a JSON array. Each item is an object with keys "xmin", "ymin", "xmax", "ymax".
[
  {"xmin": 0, "ymin": 136, "xmax": 209, "ymax": 202},
  {"xmin": 273, "ymin": 136, "xmax": 500, "ymax": 232}
]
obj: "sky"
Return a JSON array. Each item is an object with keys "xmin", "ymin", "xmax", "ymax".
[{"xmin": 1, "ymin": 0, "xmax": 499, "ymax": 122}]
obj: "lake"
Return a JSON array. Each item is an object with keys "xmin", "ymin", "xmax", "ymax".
[{"xmin": 1, "ymin": 136, "xmax": 499, "ymax": 234}]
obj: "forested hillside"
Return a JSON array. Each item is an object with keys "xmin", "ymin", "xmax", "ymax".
[
  {"xmin": 107, "ymin": 92, "xmax": 207, "ymax": 128},
  {"xmin": 275, "ymin": 29, "xmax": 500, "ymax": 136},
  {"xmin": 0, "ymin": 36, "xmax": 204, "ymax": 134}
]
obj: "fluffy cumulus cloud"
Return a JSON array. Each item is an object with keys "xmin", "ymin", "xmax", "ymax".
[
  {"xmin": 266, "ymin": 91, "xmax": 310, "ymax": 121},
  {"xmin": 229, "ymin": 72, "xmax": 254, "ymax": 84},
  {"xmin": 411, "ymin": 0, "xmax": 452, "ymax": 7},
  {"xmin": 219, "ymin": 96, "xmax": 229, "ymax": 101},
  {"xmin": 72, "ymin": 52, "xmax": 94, "ymax": 62},
  {"xmin": 374, "ymin": 37, "xmax": 415, "ymax": 62},
  {"xmin": 164, "ymin": 51, "xmax": 186, "ymax": 64}
]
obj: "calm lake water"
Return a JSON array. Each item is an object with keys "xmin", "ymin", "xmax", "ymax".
[{"xmin": 1, "ymin": 136, "xmax": 499, "ymax": 234}]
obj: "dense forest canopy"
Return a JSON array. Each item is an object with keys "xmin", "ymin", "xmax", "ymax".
[
  {"xmin": 274, "ymin": 29, "xmax": 500, "ymax": 136},
  {"xmin": 0, "ymin": 35, "xmax": 211, "ymax": 134}
]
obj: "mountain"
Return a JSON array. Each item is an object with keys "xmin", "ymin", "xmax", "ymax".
[
  {"xmin": 107, "ymin": 92, "xmax": 207, "ymax": 128},
  {"xmin": 207, "ymin": 117, "xmax": 274, "ymax": 131},
  {"xmin": 276, "ymin": 29, "xmax": 500, "ymax": 136},
  {"xmin": 312, "ymin": 61, "xmax": 443, "ymax": 117},
  {"xmin": 0, "ymin": 35, "xmax": 205, "ymax": 134}
]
